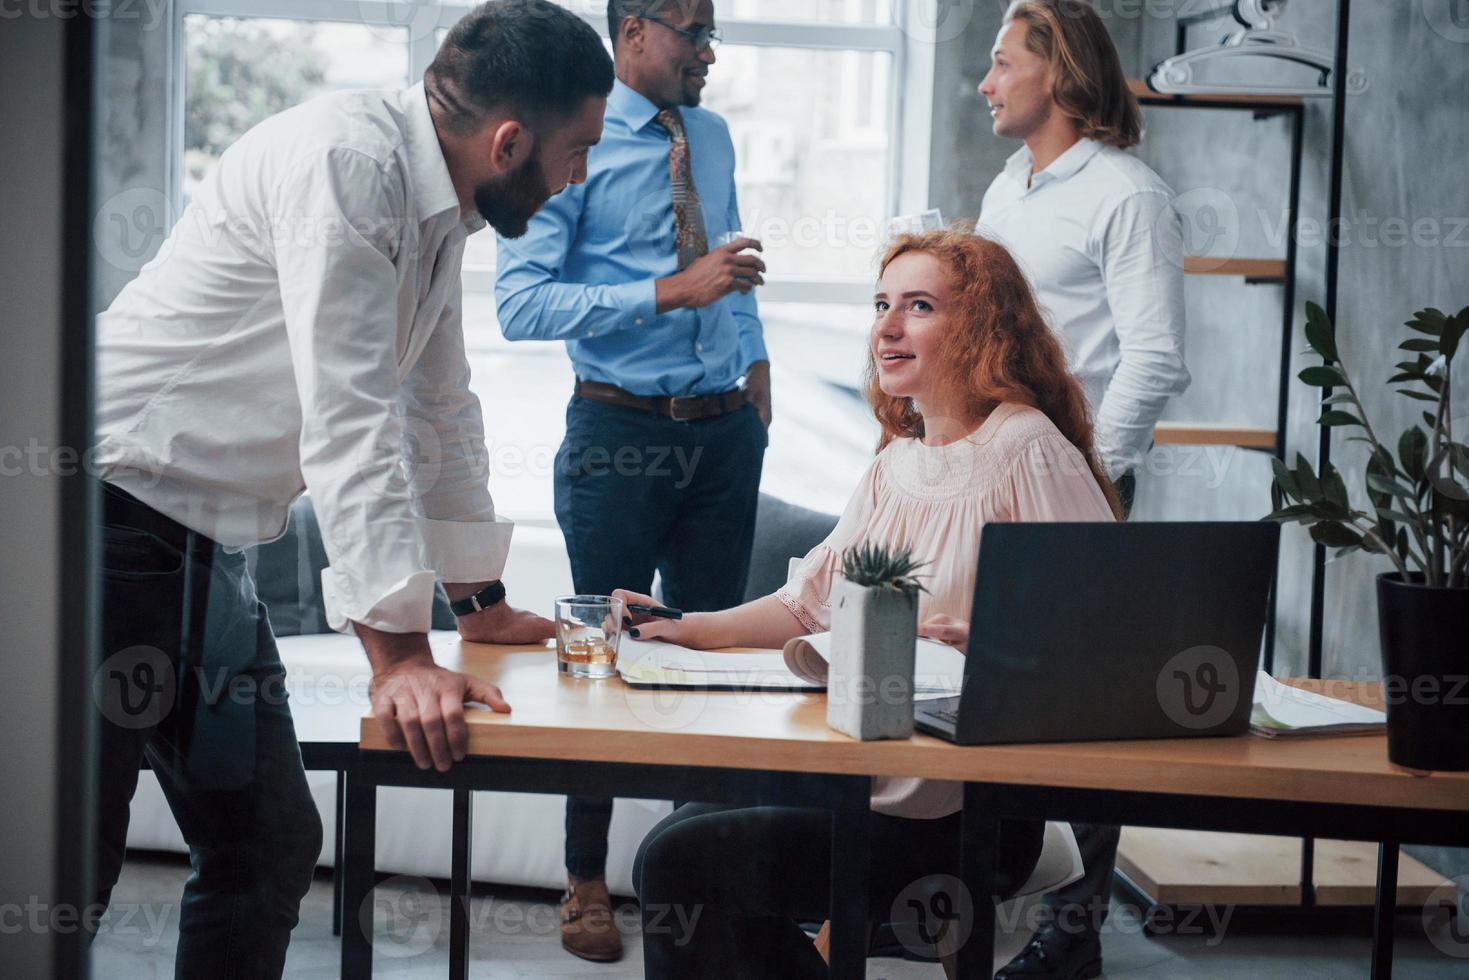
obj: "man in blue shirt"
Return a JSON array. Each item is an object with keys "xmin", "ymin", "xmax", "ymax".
[{"xmin": 495, "ymin": 0, "xmax": 769, "ymax": 963}]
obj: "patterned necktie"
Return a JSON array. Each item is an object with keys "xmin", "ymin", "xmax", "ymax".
[{"xmin": 656, "ymin": 107, "xmax": 708, "ymax": 270}]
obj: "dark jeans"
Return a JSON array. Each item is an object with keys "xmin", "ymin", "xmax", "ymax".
[
  {"xmin": 95, "ymin": 483, "xmax": 322, "ymax": 978},
  {"xmin": 635, "ymin": 803, "xmax": 1043, "ymax": 980},
  {"xmin": 555, "ymin": 396, "xmax": 767, "ymax": 879}
]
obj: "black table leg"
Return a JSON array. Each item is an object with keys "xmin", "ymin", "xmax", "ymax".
[
  {"xmin": 957, "ymin": 783, "xmax": 999, "ymax": 980},
  {"xmin": 1371, "ymin": 841, "xmax": 1399, "ymax": 980},
  {"xmin": 828, "ymin": 778, "xmax": 871, "ymax": 979},
  {"xmin": 333, "ymin": 768, "xmax": 346, "ymax": 938},
  {"xmin": 341, "ymin": 766, "xmax": 376, "ymax": 980},
  {"xmin": 450, "ymin": 789, "xmax": 473, "ymax": 980}
]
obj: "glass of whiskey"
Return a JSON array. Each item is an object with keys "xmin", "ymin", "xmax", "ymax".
[{"xmin": 554, "ymin": 594, "xmax": 625, "ymax": 679}]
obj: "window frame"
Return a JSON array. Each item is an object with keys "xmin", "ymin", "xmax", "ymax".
[{"xmin": 169, "ymin": 0, "xmax": 934, "ymax": 305}]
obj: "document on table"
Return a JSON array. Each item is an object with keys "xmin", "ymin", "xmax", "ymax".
[
  {"xmin": 783, "ymin": 632, "xmax": 965, "ymax": 701},
  {"xmin": 616, "ymin": 633, "xmax": 966, "ymax": 699},
  {"xmin": 617, "ymin": 638, "xmax": 824, "ymax": 691},
  {"xmin": 1249, "ymin": 671, "xmax": 1387, "ymax": 738}
]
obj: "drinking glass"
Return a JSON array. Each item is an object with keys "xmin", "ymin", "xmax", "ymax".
[{"xmin": 554, "ymin": 594, "xmax": 625, "ymax": 679}]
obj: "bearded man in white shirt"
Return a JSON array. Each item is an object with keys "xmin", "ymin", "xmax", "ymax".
[
  {"xmin": 976, "ymin": 2, "xmax": 1190, "ymax": 978},
  {"xmin": 89, "ymin": 2, "xmax": 610, "ymax": 973}
]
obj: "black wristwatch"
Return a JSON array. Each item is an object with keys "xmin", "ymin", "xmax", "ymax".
[{"xmin": 448, "ymin": 580, "xmax": 507, "ymax": 618}]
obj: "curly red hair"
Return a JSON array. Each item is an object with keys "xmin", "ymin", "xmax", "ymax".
[{"xmin": 865, "ymin": 229, "xmax": 1122, "ymax": 519}]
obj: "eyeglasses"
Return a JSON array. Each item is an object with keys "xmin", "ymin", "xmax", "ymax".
[{"xmin": 642, "ymin": 15, "xmax": 722, "ymax": 51}]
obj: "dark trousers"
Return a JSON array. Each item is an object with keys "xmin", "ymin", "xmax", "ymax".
[
  {"xmin": 635, "ymin": 803, "xmax": 1043, "ymax": 979},
  {"xmin": 555, "ymin": 396, "xmax": 767, "ymax": 879},
  {"xmin": 95, "ymin": 483, "xmax": 322, "ymax": 978},
  {"xmin": 1037, "ymin": 469, "xmax": 1135, "ymax": 935}
]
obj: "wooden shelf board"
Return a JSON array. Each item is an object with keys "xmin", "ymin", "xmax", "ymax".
[
  {"xmin": 1128, "ymin": 78, "xmax": 1305, "ymax": 108},
  {"xmin": 1183, "ymin": 256, "xmax": 1287, "ymax": 281},
  {"xmin": 1118, "ymin": 828, "xmax": 1455, "ymax": 908},
  {"xmin": 1154, "ymin": 422, "xmax": 1277, "ymax": 449}
]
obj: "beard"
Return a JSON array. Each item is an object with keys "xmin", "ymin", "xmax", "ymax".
[{"xmin": 473, "ymin": 150, "xmax": 551, "ymax": 239}]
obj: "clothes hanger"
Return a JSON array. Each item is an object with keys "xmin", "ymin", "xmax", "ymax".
[{"xmin": 1148, "ymin": 0, "xmax": 1335, "ymax": 97}]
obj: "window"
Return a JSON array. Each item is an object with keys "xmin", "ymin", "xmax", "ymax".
[
  {"xmin": 171, "ymin": 0, "xmax": 930, "ymax": 521},
  {"xmin": 181, "ymin": 15, "xmax": 410, "ymax": 201}
]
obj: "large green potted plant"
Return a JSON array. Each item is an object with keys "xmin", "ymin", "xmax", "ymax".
[{"xmin": 1267, "ymin": 302, "xmax": 1469, "ymax": 770}]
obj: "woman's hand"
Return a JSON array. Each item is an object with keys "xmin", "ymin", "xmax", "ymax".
[
  {"xmin": 919, "ymin": 614, "xmax": 969, "ymax": 652},
  {"xmin": 610, "ymin": 589, "xmax": 715, "ymax": 648}
]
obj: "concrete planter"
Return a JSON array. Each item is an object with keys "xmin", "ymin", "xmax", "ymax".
[{"xmin": 826, "ymin": 576, "xmax": 919, "ymax": 740}]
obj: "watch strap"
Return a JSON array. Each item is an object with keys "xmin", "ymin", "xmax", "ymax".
[{"xmin": 448, "ymin": 580, "xmax": 506, "ymax": 617}]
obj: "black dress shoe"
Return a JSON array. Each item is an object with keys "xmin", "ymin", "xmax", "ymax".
[{"xmin": 994, "ymin": 922, "xmax": 1102, "ymax": 980}]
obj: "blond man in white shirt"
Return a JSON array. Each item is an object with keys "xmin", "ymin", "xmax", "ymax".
[
  {"xmin": 979, "ymin": 0, "xmax": 1190, "ymax": 514},
  {"xmin": 90, "ymin": 2, "xmax": 609, "ymax": 973},
  {"xmin": 976, "ymin": 3, "xmax": 1189, "ymax": 978}
]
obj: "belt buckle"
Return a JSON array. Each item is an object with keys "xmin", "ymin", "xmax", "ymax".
[{"xmin": 668, "ymin": 395, "xmax": 700, "ymax": 422}]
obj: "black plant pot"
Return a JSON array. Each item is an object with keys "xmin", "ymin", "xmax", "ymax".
[{"xmin": 1376, "ymin": 572, "xmax": 1469, "ymax": 771}]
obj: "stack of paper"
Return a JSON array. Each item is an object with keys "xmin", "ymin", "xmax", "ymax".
[{"xmin": 1250, "ymin": 672, "xmax": 1387, "ymax": 738}]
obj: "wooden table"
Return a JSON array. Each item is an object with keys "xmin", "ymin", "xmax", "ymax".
[{"xmin": 345, "ymin": 642, "xmax": 1469, "ymax": 978}]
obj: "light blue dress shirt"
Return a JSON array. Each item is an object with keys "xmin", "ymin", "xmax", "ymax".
[{"xmin": 494, "ymin": 80, "xmax": 766, "ymax": 397}]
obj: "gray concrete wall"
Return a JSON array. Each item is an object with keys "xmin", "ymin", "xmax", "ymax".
[{"xmin": 928, "ymin": 0, "xmax": 1468, "ymax": 886}]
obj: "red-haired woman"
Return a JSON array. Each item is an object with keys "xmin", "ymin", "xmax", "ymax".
[{"xmin": 623, "ymin": 230, "xmax": 1120, "ymax": 978}]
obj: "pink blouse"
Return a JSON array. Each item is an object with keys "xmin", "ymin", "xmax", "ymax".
[{"xmin": 776, "ymin": 403, "xmax": 1118, "ymax": 819}]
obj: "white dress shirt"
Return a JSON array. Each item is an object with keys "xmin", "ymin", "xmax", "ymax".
[
  {"xmin": 978, "ymin": 137, "xmax": 1190, "ymax": 480},
  {"xmin": 95, "ymin": 82, "xmax": 512, "ymax": 634}
]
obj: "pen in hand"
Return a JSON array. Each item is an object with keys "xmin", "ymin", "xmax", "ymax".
[{"xmin": 627, "ymin": 603, "xmax": 683, "ymax": 621}]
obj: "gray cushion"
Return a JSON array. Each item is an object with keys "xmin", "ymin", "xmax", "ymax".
[
  {"xmin": 247, "ymin": 496, "xmax": 455, "ymax": 636},
  {"xmin": 742, "ymin": 493, "xmax": 840, "ymax": 603}
]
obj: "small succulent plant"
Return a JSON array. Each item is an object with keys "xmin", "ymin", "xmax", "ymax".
[{"xmin": 840, "ymin": 541, "xmax": 930, "ymax": 598}]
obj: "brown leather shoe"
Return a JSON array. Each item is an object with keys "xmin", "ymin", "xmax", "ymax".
[{"xmin": 559, "ymin": 874, "xmax": 624, "ymax": 962}]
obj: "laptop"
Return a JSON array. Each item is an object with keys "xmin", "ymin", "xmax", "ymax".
[{"xmin": 914, "ymin": 521, "xmax": 1280, "ymax": 745}]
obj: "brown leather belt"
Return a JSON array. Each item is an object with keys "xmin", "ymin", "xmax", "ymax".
[{"xmin": 574, "ymin": 379, "xmax": 747, "ymax": 422}]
